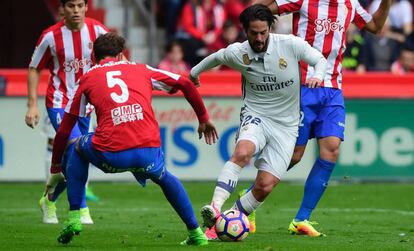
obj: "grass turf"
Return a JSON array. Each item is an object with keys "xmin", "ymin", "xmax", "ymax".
[{"xmin": 0, "ymin": 182, "xmax": 413, "ymax": 251}]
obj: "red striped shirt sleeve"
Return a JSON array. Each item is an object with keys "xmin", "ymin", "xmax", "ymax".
[
  {"xmin": 145, "ymin": 65, "xmax": 209, "ymax": 123},
  {"xmin": 29, "ymin": 31, "xmax": 52, "ymax": 70},
  {"xmin": 275, "ymin": 0, "xmax": 304, "ymax": 14},
  {"xmin": 353, "ymin": 0, "xmax": 372, "ymax": 29}
]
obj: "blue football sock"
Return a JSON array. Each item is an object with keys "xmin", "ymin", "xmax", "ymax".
[
  {"xmin": 50, "ymin": 181, "xmax": 66, "ymax": 202},
  {"xmin": 64, "ymin": 143, "xmax": 89, "ymax": 211},
  {"xmin": 295, "ymin": 157, "xmax": 335, "ymax": 221},
  {"xmin": 152, "ymin": 171, "xmax": 198, "ymax": 230}
]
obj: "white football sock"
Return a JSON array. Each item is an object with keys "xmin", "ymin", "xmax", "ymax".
[
  {"xmin": 232, "ymin": 190, "xmax": 263, "ymax": 215},
  {"xmin": 212, "ymin": 161, "xmax": 242, "ymax": 210}
]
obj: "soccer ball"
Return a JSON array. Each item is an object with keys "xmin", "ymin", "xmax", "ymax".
[{"xmin": 215, "ymin": 209, "xmax": 250, "ymax": 241}]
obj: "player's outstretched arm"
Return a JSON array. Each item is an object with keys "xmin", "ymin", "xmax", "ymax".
[
  {"xmin": 198, "ymin": 120, "xmax": 219, "ymax": 145},
  {"xmin": 364, "ymin": 0, "xmax": 392, "ymax": 34},
  {"xmin": 293, "ymin": 36, "xmax": 327, "ymax": 88},
  {"xmin": 190, "ymin": 51, "xmax": 223, "ymax": 86},
  {"xmin": 25, "ymin": 67, "xmax": 41, "ymax": 128}
]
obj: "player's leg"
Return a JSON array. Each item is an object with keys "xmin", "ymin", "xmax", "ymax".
[
  {"xmin": 234, "ymin": 122, "xmax": 295, "ymax": 213},
  {"xmin": 76, "ymin": 115, "xmax": 100, "ymax": 202},
  {"xmin": 38, "ymin": 116, "xmax": 60, "ymax": 223},
  {"xmin": 43, "ymin": 108, "xmax": 93, "ymax": 224},
  {"xmin": 203, "ymin": 111, "xmax": 265, "ymax": 224},
  {"xmin": 233, "ymin": 169, "xmax": 279, "ymax": 215},
  {"xmin": 69, "ymin": 117, "xmax": 91, "ymax": 219},
  {"xmin": 44, "ymin": 108, "xmax": 79, "ymax": 201},
  {"xmin": 200, "ymin": 140, "xmax": 256, "ymax": 238},
  {"xmin": 288, "ymin": 85, "xmax": 317, "ymax": 170},
  {"xmin": 202, "ymin": 113, "xmax": 265, "ymax": 240},
  {"xmin": 293, "ymin": 137, "xmax": 340, "ymax": 220},
  {"xmin": 290, "ymin": 88, "xmax": 344, "ymax": 236},
  {"xmin": 210, "ymin": 140, "xmax": 255, "ymax": 211},
  {"xmin": 38, "ymin": 109, "xmax": 64, "ymax": 223},
  {"xmin": 150, "ymin": 169, "xmax": 207, "ymax": 246},
  {"xmin": 58, "ymin": 140, "xmax": 89, "ymax": 244},
  {"xmin": 118, "ymin": 147, "xmax": 206, "ymax": 246}
]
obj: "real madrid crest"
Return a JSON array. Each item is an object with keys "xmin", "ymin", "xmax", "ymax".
[
  {"xmin": 242, "ymin": 54, "xmax": 251, "ymax": 65},
  {"xmin": 279, "ymin": 58, "xmax": 287, "ymax": 69}
]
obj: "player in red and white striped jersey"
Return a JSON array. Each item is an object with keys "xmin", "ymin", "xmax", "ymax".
[
  {"xmin": 24, "ymin": 0, "xmax": 108, "ymax": 225},
  {"xmin": 250, "ymin": 0, "xmax": 392, "ymax": 236}
]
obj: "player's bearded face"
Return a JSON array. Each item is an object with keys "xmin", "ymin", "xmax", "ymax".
[
  {"xmin": 63, "ymin": 0, "xmax": 88, "ymax": 28},
  {"xmin": 247, "ymin": 20, "xmax": 270, "ymax": 53}
]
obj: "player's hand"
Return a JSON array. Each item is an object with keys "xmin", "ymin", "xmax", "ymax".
[
  {"xmin": 44, "ymin": 171, "xmax": 65, "ymax": 196},
  {"xmin": 25, "ymin": 106, "xmax": 40, "ymax": 128},
  {"xmin": 305, "ymin": 77, "xmax": 322, "ymax": 88},
  {"xmin": 189, "ymin": 74, "xmax": 201, "ymax": 88},
  {"xmin": 198, "ymin": 120, "xmax": 219, "ymax": 145}
]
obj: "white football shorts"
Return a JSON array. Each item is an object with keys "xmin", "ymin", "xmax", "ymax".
[{"xmin": 236, "ymin": 110, "xmax": 298, "ymax": 179}]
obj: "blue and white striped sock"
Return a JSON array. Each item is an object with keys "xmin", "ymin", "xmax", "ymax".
[
  {"xmin": 233, "ymin": 190, "xmax": 262, "ymax": 216},
  {"xmin": 212, "ymin": 161, "xmax": 242, "ymax": 210}
]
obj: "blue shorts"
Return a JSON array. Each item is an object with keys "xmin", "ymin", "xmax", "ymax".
[
  {"xmin": 76, "ymin": 133, "xmax": 165, "ymax": 186},
  {"xmin": 47, "ymin": 108, "xmax": 90, "ymax": 140},
  {"xmin": 296, "ymin": 86, "xmax": 345, "ymax": 146}
]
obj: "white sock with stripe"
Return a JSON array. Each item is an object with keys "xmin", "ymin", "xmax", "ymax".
[
  {"xmin": 212, "ymin": 161, "xmax": 242, "ymax": 211},
  {"xmin": 232, "ymin": 189, "xmax": 263, "ymax": 215}
]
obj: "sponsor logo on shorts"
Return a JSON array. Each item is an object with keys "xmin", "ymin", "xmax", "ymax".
[{"xmin": 338, "ymin": 121, "xmax": 345, "ymax": 128}]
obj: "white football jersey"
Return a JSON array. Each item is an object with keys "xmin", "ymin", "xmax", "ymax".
[{"xmin": 192, "ymin": 33, "xmax": 326, "ymax": 127}]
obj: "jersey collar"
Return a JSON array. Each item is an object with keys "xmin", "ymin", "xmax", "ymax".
[{"xmin": 99, "ymin": 57, "xmax": 119, "ymax": 65}]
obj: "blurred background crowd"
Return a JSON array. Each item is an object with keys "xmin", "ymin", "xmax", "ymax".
[
  {"xmin": 1, "ymin": 0, "xmax": 413, "ymax": 75},
  {"xmin": 157, "ymin": 0, "xmax": 414, "ymax": 75}
]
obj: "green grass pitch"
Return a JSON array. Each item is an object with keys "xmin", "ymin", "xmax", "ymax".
[{"xmin": 0, "ymin": 182, "xmax": 413, "ymax": 251}]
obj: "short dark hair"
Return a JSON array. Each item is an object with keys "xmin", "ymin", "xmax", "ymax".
[
  {"xmin": 60, "ymin": 0, "xmax": 88, "ymax": 6},
  {"xmin": 401, "ymin": 41, "xmax": 414, "ymax": 52},
  {"xmin": 239, "ymin": 4, "xmax": 276, "ymax": 31},
  {"xmin": 165, "ymin": 40, "xmax": 183, "ymax": 53},
  {"xmin": 93, "ymin": 33, "xmax": 125, "ymax": 62}
]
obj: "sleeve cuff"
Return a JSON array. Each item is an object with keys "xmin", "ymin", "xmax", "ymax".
[{"xmin": 198, "ymin": 113, "xmax": 209, "ymax": 124}]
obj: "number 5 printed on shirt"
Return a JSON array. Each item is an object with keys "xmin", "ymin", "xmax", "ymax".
[{"xmin": 106, "ymin": 71, "xmax": 129, "ymax": 103}]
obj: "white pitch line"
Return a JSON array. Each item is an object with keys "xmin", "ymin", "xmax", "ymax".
[
  {"xmin": 1, "ymin": 207, "xmax": 414, "ymax": 215},
  {"xmin": 279, "ymin": 208, "xmax": 414, "ymax": 216}
]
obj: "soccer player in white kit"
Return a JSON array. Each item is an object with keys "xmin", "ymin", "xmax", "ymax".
[
  {"xmin": 189, "ymin": 4, "xmax": 327, "ymax": 240},
  {"xmin": 251, "ymin": 0, "xmax": 391, "ymax": 236}
]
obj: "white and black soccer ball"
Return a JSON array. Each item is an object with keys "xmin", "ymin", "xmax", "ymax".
[{"xmin": 215, "ymin": 209, "xmax": 250, "ymax": 241}]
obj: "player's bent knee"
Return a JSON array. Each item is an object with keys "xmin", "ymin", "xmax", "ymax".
[
  {"xmin": 254, "ymin": 181, "xmax": 275, "ymax": 197},
  {"xmin": 231, "ymin": 149, "xmax": 254, "ymax": 166},
  {"xmin": 320, "ymin": 145, "xmax": 340, "ymax": 162}
]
